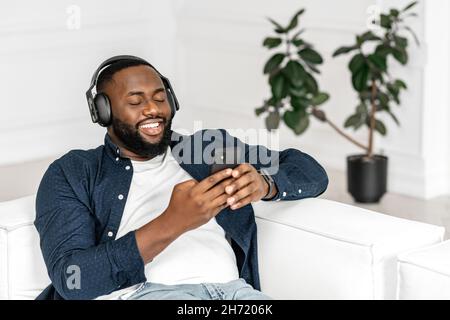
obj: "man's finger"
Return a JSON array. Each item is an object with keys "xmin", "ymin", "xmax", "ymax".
[
  {"xmin": 210, "ymin": 193, "xmax": 230, "ymax": 211},
  {"xmin": 194, "ymin": 168, "xmax": 233, "ymax": 194},
  {"xmin": 225, "ymin": 172, "xmax": 253, "ymax": 195},
  {"xmin": 231, "ymin": 163, "xmax": 252, "ymax": 179},
  {"xmin": 205, "ymin": 177, "xmax": 234, "ymax": 199},
  {"xmin": 227, "ymin": 184, "xmax": 256, "ymax": 206},
  {"xmin": 230, "ymin": 194, "xmax": 253, "ymax": 210}
]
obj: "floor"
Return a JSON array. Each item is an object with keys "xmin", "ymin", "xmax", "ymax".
[{"xmin": 322, "ymin": 168, "xmax": 450, "ymax": 240}]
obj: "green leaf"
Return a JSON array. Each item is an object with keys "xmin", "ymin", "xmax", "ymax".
[
  {"xmin": 304, "ymin": 72, "xmax": 319, "ymax": 94},
  {"xmin": 286, "ymin": 8, "xmax": 305, "ymax": 32},
  {"xmin": 360, "ymin": 31, "xmax": 382, "ymax": 42},
  {"xmin": 265, "ymin": 111, "xmax": 281, "ymax": 130},
  {"xmin": 349, "ymin": 54, "xmax": 366, "ymax": 73},
  {"xmin": 368, "ymin": 54, "xmax": 387, "ymax": 71},
  {"xmin": 387, "ymin": 84, "xmax": 400, "ymax": 104},
  {"xmin": 290, "ymin": 96, "xmax": 310, "ymax": 110},
  {"xmin": 394, "ymin": 36, "xmax": 408, "ymax": 49},
  {"xmin": 374, "ymin": 119, "xmax": 387, "ymax": 135},
  {"xmin": 267, "ymin": 18, "xmax": 286, "ymax": 33},
  {"xmin": 283, "ymin": 60, "xmax": 305, "ymax": 87},
  {"xmin": 291, "ymin": 29, "xmax": 306, "ymax": 40},
  {"xmin": 390, "ymin": 9, "xmax": 400, "ymax": 18},
  {"xmin": 311, "ymin": 92, "xmax": 330, "ymax": 106},
  {"xmin": 380, "ymin": 14, "xmax": 391, "ymax": 28},
  {"xmin": 356, "ymin": 103, "xmax": 368, "ymax": 115},
  {"xmin": 255, "ymin": 105, "xmax": 268, "ymax": 116},
  {"xmin": 378, "ymin": 91, "xmax": 390, "ymax": 106},
  {"xmin": 333, "ymin": 45, "xmax": 358, "ymax": 57},
  {"xmin": 291, "ymin": 39, "xmax": 304, "ymax": 47},
  {"xmin": 270, "ymin": 72, "xmax": 288, "ymax": 101},
  {"xmin": 388, "ymin": 111, "xmax": 400, "ymax": 126},
  {"xmin": 283, "ymin": 110, "xmax": 310, "ymax": 135},
  {"xmin": 298, "ymin": 48, "xmax": 323, "ymax": 64},
  {"xmin": 402, "ymin": 1, "xmax": 418, "ymax": 12},
  {"xmin": 392, "ymin": 48, "xmax": 408, "ymax": 65},
  {"xmin": 404, "ymin": 26, "xmax": 420, "ymax": 46},
  {"xmin": 344, "ymin": 114, "xmax": 362, "ymax": 128},
  {"xmin": 263, "ymin": 53, "xmax": 285, "ymax": 74},
  {"xmin": 306, "ymin": 62, "xmax": 321, "ymax": 74},
  {"xmin": 352, "ymin": 65, "xmax": 369, "ymax": 91},
  {"xmin": 289, "ymin": 86, "xmax": 307, "ymax": 97},
  {"xmin": 375, "ymin": 45, "xmax": 392, "ymax": 57},
  {"xmin": 263, "ymin": 37, "xmax": 283, "ymax": 49},
  {"xmin": 394, "ymin": 79, "xmax": 407, "ymax": 90}
]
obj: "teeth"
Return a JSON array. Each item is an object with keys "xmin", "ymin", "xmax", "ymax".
[{"xmin": 140, "ymin": 122, "xmax": 160, "ymax": 129}]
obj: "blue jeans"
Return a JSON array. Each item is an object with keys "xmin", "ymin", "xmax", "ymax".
[{"xmin": 127, "ymin": 278, "xmax": 272, "ymax": 300}]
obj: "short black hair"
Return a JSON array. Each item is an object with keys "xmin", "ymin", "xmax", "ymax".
[{"xmin": 96, "ymin": 59, "xmax": 151, "ymax": 93}]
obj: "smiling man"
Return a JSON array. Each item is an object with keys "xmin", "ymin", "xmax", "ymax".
[{"xmin": 34, "ymin": 55, "xmax": 329, "ymax": 300}]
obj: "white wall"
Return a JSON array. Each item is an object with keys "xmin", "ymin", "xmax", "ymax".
[
  {"xmin": 174, "ymin": 0, "xmax": 450, "ymax": 199},
  {"xmin": 0, "ymin": 0, "xmax": 448, "ymax": 200},
  {"xmin": 0, "ymin": 0, "xmax": 177, "ymax": 166}
]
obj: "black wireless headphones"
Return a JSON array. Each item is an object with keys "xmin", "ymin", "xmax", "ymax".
[{"xmin": 86, "ymin": 55, "xmax": 180, "ymax": 127}]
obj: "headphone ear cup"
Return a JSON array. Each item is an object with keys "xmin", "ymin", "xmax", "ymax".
[
  {"xmin": 94, "ymin": 93, "xmax": 112, "ymax": 127},
  {"xmin": 166, "ymin": 89, "xmax": 176, "ymax": 119}
]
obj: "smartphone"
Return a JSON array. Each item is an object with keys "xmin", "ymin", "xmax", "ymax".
[{"xmin": 210, "ymin": 146, "xmax": 242, "ymax": 175}]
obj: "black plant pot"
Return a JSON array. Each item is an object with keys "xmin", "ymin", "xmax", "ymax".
[{"xmin": 347, "ymin": 154, "xmax": 388, "ymax": 203}]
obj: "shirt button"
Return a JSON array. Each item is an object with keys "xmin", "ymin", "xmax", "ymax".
[
  {"xmin": 298, "ymin": 189, "xmax": 302, "ymax": 194},
  {"xmin": 108, "ymin": 231, "xmax": 114, "ymax": 237},
  {"xmin": 282, "ymin": 192, "xmax": 287, "ymax": 197},
  {"xmin": 276, "ymin": 198, "xmax": 281, "ymax": 202},
  {"xmin": 116, "ymin": 149, "xmax": 120, "ymax": 154},
  {"xmin": 118, "ymin": 194, "xmax": 124, "ymax": 200},
  {"xmin": 125, "ymin": 165, "xmax": 131, "ymax": 170},
  {"xmin": 115, "ymin": 157, "xmax": 119, "ymax": 162}
]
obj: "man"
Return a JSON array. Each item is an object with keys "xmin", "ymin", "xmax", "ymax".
[{"xmin": 34, "ymin": 56, "xmax": 328, "ymax": 300}]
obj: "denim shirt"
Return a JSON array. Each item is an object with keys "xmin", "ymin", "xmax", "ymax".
[{"xmin": 34, "ymin": 129, "xmax": 328, "ymax": 300}]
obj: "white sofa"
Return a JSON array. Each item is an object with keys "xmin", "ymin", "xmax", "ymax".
[
  {"xmin": 0, "ymin": 195, "xmax": 445, "ymax": 300},
  {"xmin": 397, "ymin": 240, "xmax": 450, "ymax": 299}
]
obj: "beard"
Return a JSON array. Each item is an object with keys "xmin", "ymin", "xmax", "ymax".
[{"xmin": 111, "ymin": 116, "xmax": 172, "ymax": 158}]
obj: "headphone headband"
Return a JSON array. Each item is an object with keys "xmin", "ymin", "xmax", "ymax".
[{"xmin": 86, "ymin": 55, "xmax": 179, "ymax": 126}]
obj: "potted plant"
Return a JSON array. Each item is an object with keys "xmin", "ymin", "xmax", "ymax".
[
  {"xmin": 256, "ymin": 2, "xmax": 419, "ymax": 203},
  {"xmin": 255, "ymin": 8, "xmax": 330, "ymax": 135}
]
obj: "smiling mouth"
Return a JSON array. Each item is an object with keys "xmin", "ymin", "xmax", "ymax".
[{"xmin": 138, "ymin": 119, "xmax": 165, "ymax": 137}]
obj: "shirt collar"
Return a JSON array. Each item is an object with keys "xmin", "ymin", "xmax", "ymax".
[{"xmin": 104, "ymin": 133, "xmax": 122, "ymax": 163}]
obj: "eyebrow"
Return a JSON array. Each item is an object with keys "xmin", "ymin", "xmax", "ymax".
[{"xmin": 126, "ymin": 87, "xmax": 165, "ymax": 97}]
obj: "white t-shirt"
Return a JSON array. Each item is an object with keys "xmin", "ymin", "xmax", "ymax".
[{"xmin": 96, "ymin": 148, "xmax": 239, "ymax": 300}]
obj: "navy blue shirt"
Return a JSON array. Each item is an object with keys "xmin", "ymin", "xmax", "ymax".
[{"xmin": 34, "ymin": 129, "xmax": 328, "ymax": 299}]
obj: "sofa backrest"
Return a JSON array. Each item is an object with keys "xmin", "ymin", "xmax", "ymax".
[{"xmin": 0, "ymin": 195, "xmax": 50, "ymax": 299}]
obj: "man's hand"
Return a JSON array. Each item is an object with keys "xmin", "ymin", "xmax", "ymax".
[
  {"xmin": 162, "ymin": 168, "xmax": 235, "ymax": 233},
  {"xmin": 224, "ymin": 163, "xmax": 277, "ymax": 210},
  {"xmin": 136, "ymin": 168, "xmax": 234, "ymax": 263}
]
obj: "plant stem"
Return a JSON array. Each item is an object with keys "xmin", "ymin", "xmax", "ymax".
[
  {"xmin": 324, "ymin": 117, "xmax": 369, "ymax": 152},
  {"xmin": 367, "ymin": 80, "xmax": 378, "ymax": 158},
  {"xmin": 286, "ymin": 33, "xmax": 291, "ymax": 58}
]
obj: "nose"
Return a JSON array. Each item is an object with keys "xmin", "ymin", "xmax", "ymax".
[{"xmin": 142, "ymin": 100, "xmax": 160, "ymax": 118}]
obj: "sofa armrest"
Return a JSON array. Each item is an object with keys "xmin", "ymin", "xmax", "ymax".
[
  {"xmin": 0, "ymin": 195, "xmax": 50, "ymax": 299},
  {"xmin": 253, "ymin": 198, "xmax": 445, "ymax": 300}
]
